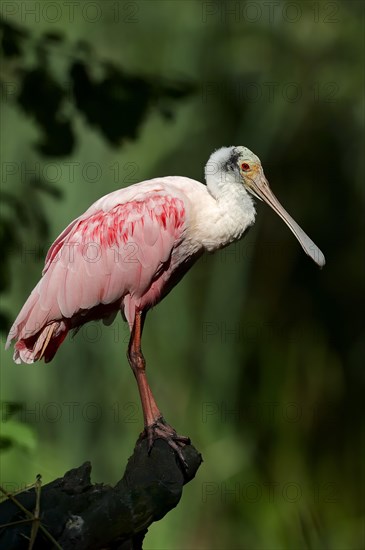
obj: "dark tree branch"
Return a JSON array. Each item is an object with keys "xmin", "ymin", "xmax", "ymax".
[{"xmin": 0, "ymin": 437, "xmax": 202, "ymax": 549}]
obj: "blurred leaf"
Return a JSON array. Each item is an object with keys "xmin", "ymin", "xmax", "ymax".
[
  {"xmin": 70, "ymin": 60, "xmax": 194, "ymax": 145},
  {"xmin": 0, "ymin": 18, "xmax": 27, "ymax": 58},
  {"xmin": 3, "ymin": 19, "xmax": 194, "ymax": 154},
  {"xmin": 18, "ymin": 69, "xmax": 64, "ymax": 116},
  {"xmin": 42, "ymin": 32, "xmax": 64, "ymax": 43},
  {"xmin": 1, "ymin": 192, "xmax": 31, "ymax": 228},
  {"xmin": 0, "ymin": 402, "xmax": 24, "ymax": 418},
  {"xmin": 17, "ymin": 67, "xmax": 74, "ymax": 156},
  {"xmin": 70, "ymin": 60, "xmax": 152, "ymax": 144},
  {"xmin": 30, "ymin": 178, "xmax": 63, "ymax": 200},
  {"xmin": 0, "ymin": 419, "xmax": 37, "ymax": 452}
]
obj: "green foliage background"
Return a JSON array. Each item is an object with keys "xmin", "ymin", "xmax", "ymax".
[{"xmin": 0, "ymin": 1, "xmax": 363, "ymax": 548}]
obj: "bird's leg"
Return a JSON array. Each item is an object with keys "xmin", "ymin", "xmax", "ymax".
[
  {"xmin": 127, "ymin": 310, "xmax": 160, "ymax": 427},
  {"xmin": 127, "ymin": 310, "xmax": 190, "ymax": 465}
]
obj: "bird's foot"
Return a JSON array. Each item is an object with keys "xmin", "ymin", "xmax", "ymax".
[{"xmin": 144, "ymin": 416, "xmax": 190, "ymax": 468}]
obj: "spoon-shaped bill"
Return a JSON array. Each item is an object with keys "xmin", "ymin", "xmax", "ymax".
[{"xmin": 248, "ymin": 175, "xmax": 325, "ymax": 267}]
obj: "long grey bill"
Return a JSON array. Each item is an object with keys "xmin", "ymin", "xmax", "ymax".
[{"xmin": 250, "ymin": 176, "xmax": 326, "ymax": 267}]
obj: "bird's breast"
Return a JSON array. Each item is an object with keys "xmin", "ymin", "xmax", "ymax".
[{"xmin": 187, "ymin": 191, "xmax": 256, "ymax": 253}]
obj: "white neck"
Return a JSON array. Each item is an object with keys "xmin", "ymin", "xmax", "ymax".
[{"xmin": 189, "ymin": 169, "xmax": 257, "ymax": 253}]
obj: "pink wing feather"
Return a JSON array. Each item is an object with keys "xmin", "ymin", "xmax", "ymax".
[{"xmin": 6, "ymin": 190, "xmax": 186, "ymax": 364}]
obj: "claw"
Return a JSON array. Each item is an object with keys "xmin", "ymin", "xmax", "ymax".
[{"xmin": 143, "ymin": 417, "xmax": 190, "ymax": 469}]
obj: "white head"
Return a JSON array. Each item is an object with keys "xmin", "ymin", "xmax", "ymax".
[{"xmin": 205, "ymin": 146, "xmax": 325, "ymax": 267}]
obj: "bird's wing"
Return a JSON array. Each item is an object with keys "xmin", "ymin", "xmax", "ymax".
[
  {"xmin": 6, "ymin": 189, "xmax": 187, "ymax": 345},
  {"xmin": 42, "ymin": 180, "xmax": 168, "ymax": 274}
]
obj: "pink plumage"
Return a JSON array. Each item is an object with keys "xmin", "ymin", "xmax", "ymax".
[
  {"xmin": 6, "ymin": 146, "xmax": 325, "ymax": 462},
  {"xmin": 6, "ymin": 147, "xmax": 325, "ymax": 368},
  {"xmin": 6, "ymin": 179, "xmax": 191, "ymax": 364}
]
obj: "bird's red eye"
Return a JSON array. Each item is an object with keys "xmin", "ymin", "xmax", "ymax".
[{"xmin": 241, "ymin": 162, "xmax": 250, "ymax": 171}]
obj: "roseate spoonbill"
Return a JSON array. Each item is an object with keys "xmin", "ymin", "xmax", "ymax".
[{"xmin": 6, "ymin": 146, "xmax": 325, "ymax": 460}]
